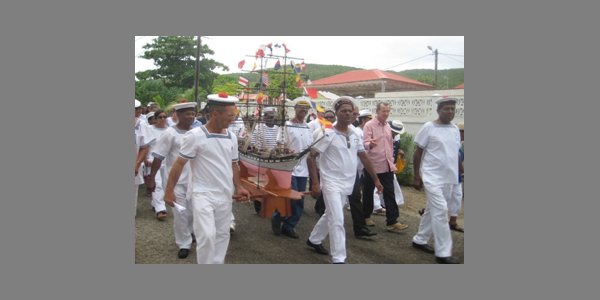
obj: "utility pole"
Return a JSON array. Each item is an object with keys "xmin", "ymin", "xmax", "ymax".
[
  {"xmin": 194, "ymin": 36, "xmax": 201, "ymax": 105},
  {"xmin": 428, "ymin": 45, "xmax": 438, "ymax": 88}
]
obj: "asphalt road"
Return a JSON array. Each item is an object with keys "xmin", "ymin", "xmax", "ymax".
[{"xmin": 135, "ymin": 186, "xmax": 464, "ymax": 264}]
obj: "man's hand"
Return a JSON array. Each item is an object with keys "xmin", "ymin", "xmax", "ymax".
[
  {"xmin": 164, "ymin": 190, "xmax": 176, "ymax": 207},
  {"xmin": 310, "ymin": 183, "xmax": 321, "ymax": 198},
  {"xmin": 233, "ymin": 187, "xmax": 251, "ymax": 202},
  {"xmin": 368, "ymin": 139, "xmax": 378, "ymax": 149},
  {"xmin": 413, "ymin": 174, "xmax": 423, "ymax": 191},
  {"xmin": 374, "ymin": 180, "xmax": 384, "ymax": 194}
]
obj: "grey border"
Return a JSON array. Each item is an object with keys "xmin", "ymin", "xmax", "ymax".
[{"xmin": 4, "ymin": 0, "xmax": 596, "ymax": 299}]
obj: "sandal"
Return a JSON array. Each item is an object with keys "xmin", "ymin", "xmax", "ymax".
[
  {"xmin": 156, "ymin": 211, "xmax": 167, "ymax": 221},
  {"xmin": 449, "ymin": 223, "xmax": 464, "ymax": 232}
]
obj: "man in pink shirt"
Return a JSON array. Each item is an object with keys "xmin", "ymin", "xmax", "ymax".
[{"xmin": 362, "ymin": 102, "xmax": 409, "ymax": 233}]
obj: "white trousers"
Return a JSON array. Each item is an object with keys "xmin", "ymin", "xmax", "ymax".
[
  {"xmin": 173, "ymin": 184, "xmax": 194, "ymax": 249},
  {"xmin": 151, "ymin": 166, "xmax": 166, "ymax": 212},
  {"xmin": 448, "ymin": 183, "xmax": 463, "ymax": 217},
  {"xmin": 191, "ymin": 191, "xmax": 233, "ymax": 264},
  {"xmin": 373, "ymin": 178, "xmax": 404, "ymax": 211},
  {"xmin": 412, "ymin": 183, "xmax": 453, "ymax": 257},
  {"xmin": 135, "ymin": 184, "xmax": 139, "ymax": 217},
  {"xmin": 308, "ymin": 188, "xmax": 347, "ymax": 263}
]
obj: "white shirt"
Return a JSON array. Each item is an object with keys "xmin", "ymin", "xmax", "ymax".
[
  {"xmin": 279, "ymin": 120, "xmax": 312, "ymax": 177},
  {"xmin": 141, "ymin": 125, "xmax": 168, "ymax": 165},
  {"xmin": 134, "ymin": 118, "xmax": 144, "ymax": 185},
  {"xmin": 313, "ymin": 127, "xmax": 365, "ymax": 195},
  {"xmin": 228, "ymin": 117, "xmax": 247, "ymax": 138},
  {"xmin": 151, "ymin": 126, "xmax": 192, "ymax": 185},
  {"xmin": 179, "ymin": 126, "xmax": 239, "ymax": 198},
  {"xmin": 308, "ymin": 118, "xmax": 321, "ymax": 134},
  {"xmin": 414, "ymin": 121, "xmax": 461, "ymax": 185}
]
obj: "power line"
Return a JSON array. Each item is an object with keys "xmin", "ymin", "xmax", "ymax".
[
  {"xmin": 441, "ymin": 54, "xmax": 464, "ymax": 65},
  {"xmin": 383, "ymin": 53, "xmax": 431, "ymax": 70},
  {"xmin": 438, "ymin": 52, "xmax": 464, "ymax": 57}
]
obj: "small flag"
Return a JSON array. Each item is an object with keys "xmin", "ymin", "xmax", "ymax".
[
  {"xmin": 238, "ymin": 60, "xmax": 245, "ymax": 69},
  {"xmin": 256, "ymin": 48, "xmax": 265, "ymax": 58},
  {"xmin": 266, "ymin": 43, "xmax": 273, "ymax": 55},
  {"xmin": 274, "ymin": 59, "xmax": 281, "ymax": 70},
  {"xmin": 261, "ymin": 72, "xmax": 270, "ymax": 86},
  {"xmin": 256, "ymin": 92, "xmax": 264, "ymax": 104},
  {"xmin": 239, "ymin": 76, "xmax": 249, "ymax": 87},
  {"xmin": 300, "ymin": 61, "xmax": 306, "ymax": 71},
  {"xmin": 306, "ymin": 88, "xmax": 318, "ymax": 99},
  {"xmin": 282, "ymin": 43, "xmax": 290, "ymax": 53},
  {"xmin": 251, "ymin": 61, "xmax": 257, "ymax": 71}
]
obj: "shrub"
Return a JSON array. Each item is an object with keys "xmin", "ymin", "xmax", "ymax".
[{"xmin": 396, "ymin": 131, "xmax": 415, "ymax": 186}]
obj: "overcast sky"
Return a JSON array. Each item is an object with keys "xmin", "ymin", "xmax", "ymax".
[{"xmin": 135, "ymin": 36, "xmax": 463, "ymax": 75}]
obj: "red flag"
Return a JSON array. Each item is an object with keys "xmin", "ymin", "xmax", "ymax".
[
  {"xmin": 238, "ymin": 60, "xmax": 245, "ymax": 69},
  {"xmin": 261, "ymin": 72, "xmax": 270, "ymax": 86},
  {"xmin": 282, "ymin": 43, "xmax": 290, "ymax": 53},
  {"xmin": 256, "ymin": 92, "xmax": 264, "ymax": 104},
  {"xmin": 238, "ymin": 76, "xmax": 249, "ymax": 87},
  {"xmin": 306, "ymin": 88, "xmax": 318, "ymax": 99},
  {"xmin": 256, "ymin": 49, "xmax": 265, "ymax": 58}
]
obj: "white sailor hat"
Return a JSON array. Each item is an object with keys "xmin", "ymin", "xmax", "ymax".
[
  {"xmin": 147, "ymin": 101, "xmax": 156, "ymax": 107},
  {"xmin": 358, "ymin": 109, "xmax": 372, "ymax": 118},
  {"xmin": 435, "ymin": 96, "xmax": 458, "ymax": 106},
  {"xmin": 332, "ymin": 96, "xmax": 358, "ymax": 111},
  {"xmin": 206, "ymin": 92, "xmax": 239, "ymax": 105},
  {"xmin": 135, "ymin": 99, "xmax": 141, "ymax": 108},
  {"xmin": 172, "ymin": 102, "xmax": 197, "ymax": 111},
  {"xmin": 292, "ymin": 96, "xmax": 312, "ymax": 107},
  {"xmin": 388, "ymin": 120, "xmax": 405, "ymax": 134},
  {"xmin": 146, "ymin": 111, "xmax": 155, "ymax": 119}
]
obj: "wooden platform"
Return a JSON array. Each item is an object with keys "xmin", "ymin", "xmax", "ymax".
[{"xmin": 241, "ymin": 177, "xmax": 304, "ymax": 218}]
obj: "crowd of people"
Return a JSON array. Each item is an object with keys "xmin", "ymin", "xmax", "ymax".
[{"xmin": 134, "ymin": 94, "xmax": 464, "ymax": 264}]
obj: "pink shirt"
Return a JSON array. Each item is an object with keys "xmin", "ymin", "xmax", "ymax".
[{"xmin": 363, "ymin": 118, "xmax": 395, "ymax": 174}]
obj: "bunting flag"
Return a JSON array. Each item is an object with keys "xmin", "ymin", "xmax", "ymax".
[
  {"xmin": 290, "ymin": 60, "xmax": 299, "ymax": 73},
  {"xmin": 256, "ymin": 48, "xmax": 265, "ymax": 58},
  {"xmin": 282, "ymin": 43, "xmax": 290, "ymax": 53},
  {"xmin": 251, "ymin": 61, "xmax": 257, "ymax": 71},
  {"xmin": 300, "ymin": 61, "xmax": 306, "ymax": 71},
  {"xmin": 274, "ymin": 59, "xmax": 281, "ymax": 70},
  {"xmin": 266, "ymin": 43, "xmax": 273, "ymax": 55},
  {"xmin": 303, "ymin": 87, "xmax": 318, "ymax": 110},
  {"xmin": 238, "ymin": 60, "xmax": 245, "ymax": 69},
  {"xmin": 238, "ymin": 76, "xmax": 249, "ymax": 87},
  {"xmin": 274, "ymin": 43, "xmax": 281, "ymax": 48},
  {"xmin": 261, "ymin": 72, "xmax": 270, "ymax": 86},
  {"xmin": 318, "ymin": 116, "xmax": 333, "ymax": 129},
  {"xmin": 305, "ymin": 87, "xmax": 319, "ymax": 99},
  {"xmin": 296, "ymin": 77, "xmax": 303, "ymax": 88}
]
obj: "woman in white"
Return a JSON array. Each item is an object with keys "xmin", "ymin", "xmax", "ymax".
[{"xmin": 135, "ymin": 109, "xmax": 169, "ymax": 220}]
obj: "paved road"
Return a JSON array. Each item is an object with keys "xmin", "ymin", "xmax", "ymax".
[{"xmin": 135, "ymin": 187, "xmax": 464, "ymax": 264}]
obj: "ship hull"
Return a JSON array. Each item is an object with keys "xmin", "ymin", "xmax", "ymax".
[{"xmin": 239, "ymin": 152, "xmax": 300, "ymax": 190}]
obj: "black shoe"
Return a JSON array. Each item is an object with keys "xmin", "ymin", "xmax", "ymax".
[
  {"xmin": 412, "ymin": 242, "xmax": 435, "ymax": 254},
  {"xmin": 281, "ymin": 227, "xmax": 299, "ymax": 239},
  {"xmin": 355, "ymin": 228, "xmax": 377, "ymax": 238},
  {"xmin": 271, "ymin": 217, "xmax": 282, "ymax": 235},
  {"xmin": 436, "ymin": 256, "xmax": 460, "ymax": 264},
  {"xmin": 332, "ymin": 262, "xmax": 346, "ymax": 264},
  {"xmin": 306, "ymin": 239, "xmax": 328, "ymax": 255},
  {"xmin": 178, "ymin": 249, "xmax": 190, "ymax": 259}
]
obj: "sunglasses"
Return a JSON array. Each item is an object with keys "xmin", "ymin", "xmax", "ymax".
[
  {"xmin": 156, "ymin": 116, "xmax": 167, "ymax": 119},
  {"xmin": 325, "ymin": 116, "xmax": 335, "ymax": 120},
  {"xmin": 345, "ymin": 134, "xmax": 350, "ymax": 149}
]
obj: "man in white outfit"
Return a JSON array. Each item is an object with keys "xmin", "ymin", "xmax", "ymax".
[
  {"xmin": 147, "ymin": 102, "xmax": 197, "ymax": 259},
  {"xmin": 164, "ymin": 93, "xmax": 251, "ymax": 264},
  {"xmin": 411, "ymin": 97, "xmax": 461, "ymax": 264},
  {"xmin": 134, "ymin": 100, "xmax": 144, "ymax": 217},
  {"xmin": 306, "ymin": 96, "xmax": 382, "ymax": 264}
]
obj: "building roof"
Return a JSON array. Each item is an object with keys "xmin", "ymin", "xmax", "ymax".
[
  {"xmin": 311, "ymin": 69, "xmax": 433, "ymax": 88},
  {"xmin": 454, "ymin": 83, "xmax": 464, "ymax": 89}
]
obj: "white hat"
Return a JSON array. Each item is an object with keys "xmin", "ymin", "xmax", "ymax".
[
  {"xmin": 146, "ymin": 111, "xmax": 155, "ymax": 119},
  {"xmin": 172, "ymin": 102, "xmax": 197, "ymax": 111},
  {"xmin": 207, "ymin": 93, "xmax": 239, "ymax": 105},
  {"xmin": 135, "ymin": 99, "xmax": 141, "ymax": 108},
  {"xmin": 435, "ymin": 96, "xmax": 458, "ymax": 105},
  {"xmin": 388, "ymin": 120, "xmax": 405, "ymax": 134},
  {"xmin": 292, "ymin": 96, "xmax": 312, "ymax": 107},
  {"xmin": 147, "ymin": 101, "xmax": 155, "ymax": 107},
  {"xmin": 358, "ymin": 109, "xmax": 372, "ymax": 118},
  {"xmin": 332, "ymin": 96, "xmax": 358, "ymax": 111}
]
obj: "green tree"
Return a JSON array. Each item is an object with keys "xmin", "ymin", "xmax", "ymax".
[
  {"xmin": 137, "ymin": 36, "xmax": 228, "ymax": 92},
  {"xmin": 134, "ymin": 79, "xmax": 184, "ymax": 107},
  {"xmin": 211, "ymin": 75, "xmax": 241, "ymax": 95},
  {"xmin": 264, "ymin": 70, "xmax": 302, "ymax": 100}
]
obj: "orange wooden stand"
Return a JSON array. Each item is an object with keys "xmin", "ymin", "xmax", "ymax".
[{"xmin": 239, "ymin": 164, "xmax": 303, "ymax": 218}]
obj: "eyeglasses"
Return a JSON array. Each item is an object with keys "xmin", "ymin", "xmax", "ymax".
[
  {"xmin": 345, "ymin": 135, "xmax": 350, "ymax": 149},
  {"xmin": 325, "ymin": 116, "xmax": 335, "ymax": 120},
  {"xmin": 156, "ymin": 116, "xmax": 167, "ymax": 119}
]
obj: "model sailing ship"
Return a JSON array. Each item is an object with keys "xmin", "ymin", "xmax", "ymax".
[{"xmin": 236, "ymin": 43, "xmax": 320, "ymax": 190}]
